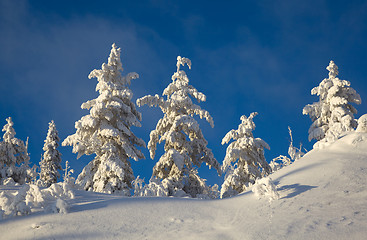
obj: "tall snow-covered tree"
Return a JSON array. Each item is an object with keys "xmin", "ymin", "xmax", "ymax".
[
  {"xmin": 39, "ymin": 120, "xmax": 62, "ymax": 187},
  {"xmin": 0, "ymin": 117, "xmax": 30, "ymax": 184},
  {"xmin": 303, "ymin": 61, "xmax": 361, "ymax": 148},
  {"xmin": 220, "ymin": 112, "xmax": 271, "ymax": 199},
  {"xmin": 62, "ymin": 43, "xmax": 145, "ymax": 195},
  {"xmin": 137, "ymin": 56, "xmax": 221, "ymax": 198}
]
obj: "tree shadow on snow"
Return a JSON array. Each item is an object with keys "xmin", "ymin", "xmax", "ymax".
[
  {"xmin": 273, "ymin": 161, "xmax": 324, "ymax": 183},
  {"xmin": 33, "ymin": 232, "xmax": 102, "ymax": 240},
  {"xmin": 277, "ymin": 184, "xmax": 317, "ymax": 199},
  {"xmin": 70, "ymin": 198, "xmax": 111, "ymax": 212},
  {"xmin": 69, "ymin": 193, "xmax": 127, "ymax": 213}
]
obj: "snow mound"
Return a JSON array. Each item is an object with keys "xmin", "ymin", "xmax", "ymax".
[
  {"xmin": 1, "ymin": 132, "xmax": 367, "ymax": 239},
  {"xmin": 0, "ymin": 182, "xmax": 74, "ymax": 219},
  {"xmin": 252, "ymin": 177, "xmax": 280, "ymax": 201}
]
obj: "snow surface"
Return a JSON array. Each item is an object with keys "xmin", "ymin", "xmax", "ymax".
[{"xmin": 1, "ymin": 132, "xmax": 367, "ymax": 239}]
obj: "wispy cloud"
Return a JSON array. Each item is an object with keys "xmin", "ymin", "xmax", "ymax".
[{"xmin": 0, "ymin": 0, "xmax": 180, "ymax": 174}]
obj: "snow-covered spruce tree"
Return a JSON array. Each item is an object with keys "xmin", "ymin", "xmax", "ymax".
[
  {"xmin": 220, "ymin": 112, "xmax": 271, "ymax": 199},
  {"xmin": 136, "ymin": 56, "xmax": 221, "ymax": 198},
  {"xmin": 62, "ymin": 43, "xmax": 145, "ymax": 195},
  {"xmin": 39, "ymin": 120, "xmax": 62, "ymax": 187},
  {"xmin": 0, "ymin": 117, "xmax": 30, "ymax": 184},
  {"xmin": 303, "ymin": 61, "xmax": 361, "ymax": 148}
]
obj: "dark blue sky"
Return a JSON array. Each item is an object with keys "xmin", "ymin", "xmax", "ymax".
[{"xmin": 1, "ymin": 0, "xmax": 367, "ymax": 185}]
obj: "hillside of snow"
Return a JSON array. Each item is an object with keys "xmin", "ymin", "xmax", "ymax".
[{"xmin": 1, "ymin": 132, "xmax": 367, "ymax": 239}]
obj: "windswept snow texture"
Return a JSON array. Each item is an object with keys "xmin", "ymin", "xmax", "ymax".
[{"xmin": 1, "ymin": 132, "xmax": 367, "ymax": 239}]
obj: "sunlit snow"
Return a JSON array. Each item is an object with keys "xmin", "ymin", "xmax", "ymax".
[{"xmin": 1, "ymin": 132, "xmax": 367, "ymax": 239}]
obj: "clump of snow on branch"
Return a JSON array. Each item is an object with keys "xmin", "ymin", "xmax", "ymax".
[
  {"xmin": 303, "ymin": 61, "xmax": 361, "ymax": 149},
  {"xmin": 62, "ymin": 43, "xmax": 145, "ymax": 195},
  {"xmin": 39, "ymin": 120, "xmax": 62, "ymax": 187},
  {"xmin": 136, "ymin": 56, "xmax": 220, "ymax": 198},
  {"xmin": 252, "ymin": 177, "xmax": 279, "ymax": 202},
  {"xmin": 269, "ymin": 155, "xmax": 291, "ymax": 173},
  {"xmin": 220, "ymin": 112, "xmax": 271, "ymax": 198},
  {"xmin": 356, "ymin": 114, "xmax": 367, "ymax": 133},
  {"xmin": 0, "ymin": 117, "xmax": 31, "ymax": 185},
  {"xmin": 2, "ymin": 177, "xmax": 17, "ymax": 186}
]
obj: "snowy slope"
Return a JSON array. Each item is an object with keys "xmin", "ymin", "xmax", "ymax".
[{"xmin": 1, "ymin": 132, "xmax": 367, "ymax": 239}]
